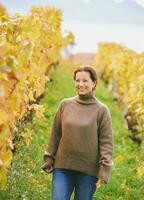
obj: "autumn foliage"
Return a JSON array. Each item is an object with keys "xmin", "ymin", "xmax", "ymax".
[
  {"xmin": 0, "ymin": 4, "xmax": 7, "ymax": 17},
  {"xmin": 0, "ymin": 6, "xmax": 74, "ymax": 188},
  {"xmin": 94, "ymin": 43, "xmax": 144, "ymax": 144}
]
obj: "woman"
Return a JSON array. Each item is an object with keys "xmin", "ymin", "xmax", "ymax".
[{"xmin": 42, "ymin": 65, "xmax": 114, "ymax": 200}]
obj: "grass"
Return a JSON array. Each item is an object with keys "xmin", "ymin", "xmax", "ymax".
[{"xmin": 0, "ymin": 65, "xmax": 144, "ymax": 200}]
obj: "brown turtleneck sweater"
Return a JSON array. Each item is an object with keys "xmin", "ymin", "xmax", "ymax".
[{"xmin": 43, "ymin": 94, "xmax": 114, "ymax": 183}]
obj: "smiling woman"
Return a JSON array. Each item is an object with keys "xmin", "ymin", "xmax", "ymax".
[
  {"xmin": 74, "ymin": 67, "xmax": 97, "ymax": 96},
  {"xmin": 42, "ymin": 65, "xmax": 114, "ymax": 200}
]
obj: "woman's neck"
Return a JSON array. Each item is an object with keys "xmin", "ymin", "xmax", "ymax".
[
  {"xmin": 75, "ymin": 92, "xmax": 96, "ymax": 105},
  {"xmin": 78, "ymin": 91, "xmax": 94, "ymax": 99}
]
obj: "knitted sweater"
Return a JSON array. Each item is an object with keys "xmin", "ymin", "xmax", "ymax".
[{"xmin": 43, "ymin": 94, "xmax": 114, "ymax": 183}]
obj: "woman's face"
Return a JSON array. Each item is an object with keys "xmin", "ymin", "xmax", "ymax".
[{"xmin": 75, "ymin": 71, "xmax": 96, "ymax": 95}]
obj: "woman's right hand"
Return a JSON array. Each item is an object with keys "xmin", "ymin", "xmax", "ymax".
[
  {"xmin": 44, "ymin": 165, "xmax": 53, "ymax": 173},
  {"xmin": 42, "ymin": 162, "xmax": 54, "ymax": 173}
]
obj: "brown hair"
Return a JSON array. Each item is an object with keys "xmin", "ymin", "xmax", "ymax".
[{"xmin": 73, "ymin": 65, "xmax": 98, "ymax": 90}]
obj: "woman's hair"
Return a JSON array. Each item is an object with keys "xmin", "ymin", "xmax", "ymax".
[{"xmin": 73, "ymin": 65, "xmax": 98, "ymax": 89}]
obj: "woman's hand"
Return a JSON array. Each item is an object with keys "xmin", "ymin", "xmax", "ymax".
[
  {"xmin": 42, "ymin": 162, "xmax": 54, "ymax": 173},
  {"xmin": 44, "ymin": 165, "xmax": 53, "ymax": 173},
  {"xmin": 96, "ymin": 179, "xmax": 106, "ymax": 189}
]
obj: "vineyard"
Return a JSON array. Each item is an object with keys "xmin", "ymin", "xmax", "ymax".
[
  {"xmin": 94, "ymin": 43, "xmax": 144, "ymax": 144},
  {"xmin": 0, "ymin": 5, "xmax": 74, "ymax": 188},
  {"xmin": 0, "ymin": 3, "xmax": 144, "ymax": 200}
]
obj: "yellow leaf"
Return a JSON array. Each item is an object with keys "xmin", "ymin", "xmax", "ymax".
[
  {"xmin": 96, "ymin": 180, "xmax": 105, "ymax": 189},
  {"xmin": 28, "ymin": 90, "xmax": 36, "ymax": 102},
  {"xmin": 0, "ymin": 167, "xmax": 7, "ymax": 189},
  {"xmin": 116, "ymin": 154, "xmax": 125, "ymax": 162},
  {"xmin": 120, "ymin": 183, "xmax": 131, "ymax": 191},
  {"xmin": 136, "ymin": 164, "xmax": 144, "ymax": 178},
  {"xmin": 0, "ymin": 149, "xmax": 12, "ymax": 168},
  {"xmin": 0, "ymin": 159, "xmax": 3, "ymax": 166},
  {"xmin": 21, "ymin": 132, "xmax": 31, "ymax": 146},
  {"xmin": 0, "ymin": 110, "xmax": 9, "ymax": 125},
  {"xmin": 31, "ymin": 104, "xmax": 45, "ymax": 118},
  {"xmin": 105, "ymin": 194, "xmax": 110, "ymax": 200}
]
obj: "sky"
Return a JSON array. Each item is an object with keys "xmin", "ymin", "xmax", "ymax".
[{"xmin": 1, "ymin": 0, "xmax": 144, "ymax": 53}]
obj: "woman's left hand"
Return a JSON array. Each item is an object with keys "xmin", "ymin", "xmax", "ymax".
[{"xmin": 96, "ymin": 179, "xmax": 106, "ymax": 188}]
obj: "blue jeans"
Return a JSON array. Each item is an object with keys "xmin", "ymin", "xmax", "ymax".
[{"xmin": 52, "ymin": 169, "xmax": 98, "ymax": 200}]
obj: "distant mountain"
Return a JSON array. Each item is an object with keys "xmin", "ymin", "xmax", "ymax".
[
  {"xmin": 1, "ymin": 0, "xmax": 144, "ymax": 23},
  {"xmin": 60, "ymin": 0, "xmax": 144, "ymax": 23}
]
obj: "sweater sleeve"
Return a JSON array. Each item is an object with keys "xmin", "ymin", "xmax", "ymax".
[
  {"xmin": 43, "ymin": 100, "xmax": 64, "ymax": 166},
  {"xmin": 97, "ymin": 106, "xmax": 114, "ymax": 183}
]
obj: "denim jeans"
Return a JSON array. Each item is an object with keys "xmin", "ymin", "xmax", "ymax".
[{"xmin": 52, "ymin": 168, "xmax": 98, "ymax": 200}]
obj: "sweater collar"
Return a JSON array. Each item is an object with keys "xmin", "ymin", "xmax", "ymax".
[{"xmin": 74, "ymin": 92, "xmax": 97, "ymax": 105}]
